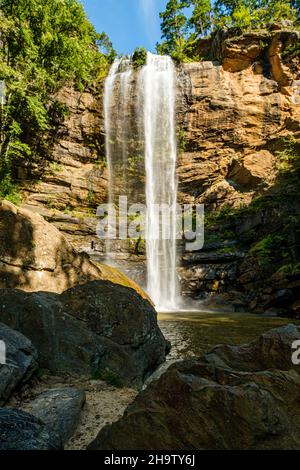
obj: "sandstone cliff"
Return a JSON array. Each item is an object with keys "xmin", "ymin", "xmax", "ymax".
[
  {"xmin": 0, "ymin": 200, "xmax": 149, "ymax": 301},
  {"xmin": 176, "ymin": 27, "xmax": 300, "ymax": 315},
  {"xmin": 17, "ymin": 86, "xmax": 107, "ymax": 252},
  {"xmin": 177, "ymin": 27, "xmax": 299, "ymax": 207}
]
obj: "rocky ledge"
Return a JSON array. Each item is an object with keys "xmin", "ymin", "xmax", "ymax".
[{"xmin": 0, "ymin": 199, "xmax": 149, "ymax": 301}]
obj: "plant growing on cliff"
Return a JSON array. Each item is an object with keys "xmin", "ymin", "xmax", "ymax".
[
  {"xmin": 249, "ymin": 231, "xmax": 299, "ymax": 272},
  {"xmin": 214, "ymin": 0, "xmax": 297, "ymax": 30},
  {"xmin": 0, "ymin": 0, "xmax": 115, "ymax": 201},
  {"xmin": 275, "ymin": 135, "xmax": 299, "ymax": 179},
  {"xmin": 132, "ymin": 47, "xmax": 147, "ymax": 68},
  {"xmin": 157, "ymin": 0, "xmax": 298, "ymax": 60},
  {"xmin": 177, "ymin": 128, "xmax": 188, "ymax": 152},
  {"xmin": 278, "ymin": 262, "xmax": 300, "ymax": 275}
]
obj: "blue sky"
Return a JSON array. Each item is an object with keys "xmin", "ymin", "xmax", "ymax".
[{"xmin": 81, "ymin": 0, "xmax": 169, "ymax": 55}]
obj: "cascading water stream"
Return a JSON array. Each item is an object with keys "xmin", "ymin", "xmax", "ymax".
[
  {"xmin": 103, "ymin": 58, "xmax": 119, "ymax": 261},
  {"xmin": 103, "ymin": 58, "xmax": 132, "ymax": 260},
  {"xmin": 139, "ymin": 53, "xmax": 178, "ymax": 311},
  {"xmin": 104, "ymin": 52, "xmax": 179, "ymax": 311}
]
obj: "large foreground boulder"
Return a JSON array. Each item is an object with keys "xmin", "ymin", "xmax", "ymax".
[
  {"xmin": 0, "ymin": 408, "xmax": 62, "ymax": 450},
  {"xmin": 0, "ymin": 200, "xmax": 148, "ymax": 301},
  {"xmin": 0, "ymin": 281, "xmax": 169, "ymax": 388},
  {"xmin": 89, "ymin": 325, "xmax": 300, "ymax": 450},
  {"xmin": 24, "ymin": 388, "xmax": 86, "ymax": 447},
  {"xmin": 0, "ymin": 322, "xmax": 38, "ymax": 405}
]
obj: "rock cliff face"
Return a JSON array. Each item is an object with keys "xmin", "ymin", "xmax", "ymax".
[
  {"xmin": 16, "ymin": 26, "xmax": 300, "ymax": 313},
  {"xmin": 18, "ymin": 86, "xmax": 106, "ymax": 252},
  {"xmin": 0, "ymin": 200, "xmax": 150, "ymax": 300},
  {"xmin": 176, "ymin": 28, "xmax": 299, "ymax": 208},
  {"xmin": 175, "ymin": 27, "xmax": 300, "ymax": 314}
]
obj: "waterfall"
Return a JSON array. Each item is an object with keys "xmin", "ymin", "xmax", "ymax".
[
  {"xmin": 104, "ymin": 53, "xmax": 178, "ymax": 311},
  {"xmin": 104, "ymin": 58, "xmax": 120, "ymax": 204},
  {"xmin": 140, "ymin": 53, "xmax": 178, "ymax": 311},
  {"xmin": 103, "ymin": 58, "xmax": 132, "ymax": 258}
]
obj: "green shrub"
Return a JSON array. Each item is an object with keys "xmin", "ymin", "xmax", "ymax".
[
  {"xmin": 249, "ymin": 234, "xmax": 285, "ymax": 267},
  {"xmin": 132, "ymin": 47, "xmax": 147, "ymax": 68},
  {"xmin": 250, "ymin": 234, "xmax": 284, "ymax": 255},
  {"xmin": 278, "ymin": 263, "xmax": 300, "ymax": 275},
  {"xmin": 0, "ymin": 175, "xmax": 22, "ymax": 205}
]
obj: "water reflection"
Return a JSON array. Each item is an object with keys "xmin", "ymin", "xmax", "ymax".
[{"xmin": 158, "ymin": 310, "xmax": 300, "ymax": 361}]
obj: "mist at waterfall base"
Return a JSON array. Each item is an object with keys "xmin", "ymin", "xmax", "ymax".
[{"xmin": 104, "ymin": 52, "xmax": 187, "ymax": 312}]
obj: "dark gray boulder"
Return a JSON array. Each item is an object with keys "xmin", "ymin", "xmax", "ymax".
[
  {"xmin": 0, "ymin": 281, "xmax": 169, "ymax": 388},
  {"xmin": 25, "ymin": 388, "xmax": 85, "ymax": 446},
  {"xmin": 0, "ymin": 322, "xmax": 38, "ymax": 405},
  {"xmin": 0, "ymin": 408, "xmax": 62, "ymax": 450},
  {"xmin": 88, "ymin": 324, "xmax": 300, "ymax": 450}
]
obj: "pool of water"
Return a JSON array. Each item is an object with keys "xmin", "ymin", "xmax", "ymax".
[{"xmin": 158, "ymin": 310, "xmax": 300, "ymax": 361}]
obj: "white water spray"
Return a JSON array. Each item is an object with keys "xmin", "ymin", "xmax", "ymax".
[
  {"xmin": 140, "ymin": 53, "xmax": 178, "ymax": 311},
  {"xmin": 104, "ymin": 53, "xmax": 179, "ymax": 310},
  {"xmin": 103, "ymin": 58, "xmax": 132, "ymax": 258}
]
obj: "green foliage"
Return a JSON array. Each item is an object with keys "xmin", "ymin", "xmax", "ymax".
[
  {"xmin": 0, "ymin": 174, "xmax": 22, "ymax": 205},
  {"xmin": 132, "ymin": 47, "xmax": 147, "ymax": 68},
  {"xmin": 0, "ymin": 0, "xmax": 115, "ymax": 200},
  {"xmin": 282, "ymin": 40, "xmax": 300, "ymax": 57},
  {"xmin": 157, "ymin": 0, "xmax": 190, "ymax": 57},
  {"xmin": 177, "ymin": 128, "xmax": 187, "ymax": 152},
  {"xmin": 205, "ymin": 203, "xmax": 248, "ymax": 228},
  {"xmin": 291, "ymin": 0, "xmax": 300, "ymax": 20},
  {"xmin": 250, "ymin": 234, "xmax": 284, "ymax": 256},
  {"xmin": 231, "ymin": 4, "xmax": 252, "ymax": 29},
  {"xmin": 275, "ymin": 135, "xmax": 300, "ymax": 181},
  {"xmin": 249, "ymin": 234, "xmax": 285, "ymax": 268},
  {"xmin": 49, "ymin": 161, "xmax": 63, "ymax": 173},
  {"xmin": 157, "ymin": 0, "xmax": 298, "ymax": 60},
  {"xmin": 214, "ymin": 0, "xmax": 297, "ymax": 30},
  {"xmin": 87, "ymin": 189, "xmax": 96, "ymax": 205},
  {"xmin": 187, "ymin": 0, "xmax": 212, "ymax": 37},
  {"xmin": 278, "ymin": 262, "xmax": 300, "ymax": 274}
]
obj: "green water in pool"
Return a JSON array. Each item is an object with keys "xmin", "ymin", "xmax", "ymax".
[{"xmin": 158, "ymin": 310, "xmax": 300, "ymax": 360}]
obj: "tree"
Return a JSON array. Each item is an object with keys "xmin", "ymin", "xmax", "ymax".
[
  {"xmin": 157, "ymin": 0, "xmax": 190, "ymax": 56},
  {"xmin": 263, "ymin": 0, "xmax": 298, "ymax": 22},
  {"xmin": 187, "ymin": 0, "xmax": 212, "ymax": 37},
  {"xmin": 214, "ymin": 0, "xmax": 297, "ymax": 29},
  {"xmin": 0, "ymin": 0, "xmax": 115, "ymax": 201}
]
